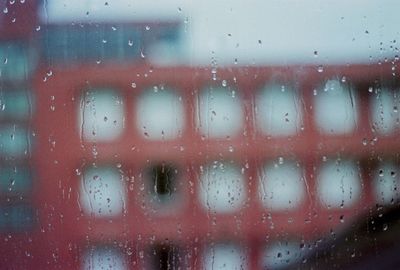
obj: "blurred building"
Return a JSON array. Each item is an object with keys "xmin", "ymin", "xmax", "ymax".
[{"xmin": 0, "ymin": 1, "xmax": 400, "ymax": 269}]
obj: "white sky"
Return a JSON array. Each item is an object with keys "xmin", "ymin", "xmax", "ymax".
[{"xmin": 40, "ymin": 0, "xmax": 400, "ymax": 65}]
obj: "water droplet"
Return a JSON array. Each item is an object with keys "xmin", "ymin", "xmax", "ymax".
[
  {"xmin": 362, "ymin": 138, "xmax": 368, "ymax": 146},
  {"xmin": 317, "ymin": 65, "xmax": 324, "ymax": 73},
  {"xmin": 340, "ymin": 215, "xmax": 345, "ymax": 223},
  {"xmin": 278, "ymin": 157, "xmax": 284, "ymax": 165}
]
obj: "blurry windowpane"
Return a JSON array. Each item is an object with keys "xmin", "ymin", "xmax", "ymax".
[
  {"xmin": 256, "ymin": 83, "xmax": 302, "ymax": 136},
  {"xmin": 198, "ymin": 161, "xmax": 246, "ymax": 213},
  {"xmin": 371, "ymin": 87, "xmax": 400, "ymax": 135},
  {"xmin": 80, "ymin": 166, "xmax": 126, "ymax": 218},
  {"xmin": 149, "ymin": 243, "xmax": 182, "ymax": 269},
  {"xmin": 0, "ymin": 125, "xmax": 30, "ymax": 157},
  {"xmin": 3, "ymin": 1, "xmax": 400, "ymax": 269},
  {"xmin": 317, "ymin": 159, "xmax": 361, "ymax": 208},
  {"xmin": 42, "ymin": 25, "xmax": 141, "ymax": 64},
  {"xmin": 82, "ymin": 247, "xmax": 127, "ymax": 270},
  {"xmin": 79, "ymin": 89, "xmax": 124, "ymax": 142},
  {"xmin": 136, "ymin": 87, "xmax": 184, "ymax": 140},
  {"xmin": 0, "ymin": 165, "xmax": 32, "ymax": 195},
  {"xmin": 203, "ymin": 244, "xmax": 247, "ymax": 270},
  {"xmin": 0, "ymin": 43, "xmax": 30, "ymax": 80},
  {"xmin": 259, "ymin": 161, "xmax": 304, "ymax": 210},
  {"xmin": 196, "ymin": 86, "xmax": 243, "ymax": 139},
  {"xmin": 262, "ymin": 241, "xmax": 303, "ymax": 270},
  {"xmin": 315, "ymin": 79, "xmax": 358, "ymax": 134},
  {"xmin": 0, "ymin": 205, "xmax": 34, "ymax": 232},
  {"xmin": 0, "ymin": 90, "xmax": 32, "ymax": 120},
  {"xmin": 375, "ymin": 161, "xmax": 400, "ymax": 205}
]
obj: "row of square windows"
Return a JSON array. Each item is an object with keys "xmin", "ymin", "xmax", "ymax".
[
  {"xmin": 0, "ymin": 159, "xmax": 398, "ymax": 214},
  {"xmin": 78, "ymin": 81, "xmax": 400, "ymax": 141},
  {"xmin": 1, "ymin": 80, "xmax": 399, "ymax": 146},
  {"xmin": 80, "ymin": 241, "xmax": 304, "ymax": 270},
  {"xmin": 0, "ymin": 205, "xmax": 306, "ymax": 270},
  {"xmin": 76, "ymin": 159, "xmax": 400, "ymax": 218}
]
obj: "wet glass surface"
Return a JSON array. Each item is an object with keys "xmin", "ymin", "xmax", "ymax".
[{"xmin": 1, "ymin": 1, "xmax": 400, "ymax": 269}]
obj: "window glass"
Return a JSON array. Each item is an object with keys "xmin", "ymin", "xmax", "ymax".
[
  {"xmin": 0, "ymin": 125, "xmax": 30, "ymax": 157},
  {"xmin": 0, "ymin": 90, "xmax": 32, "ymax": 120},
  {"xmin": 0, "ymin": 43, "xmax": 30, "ymax": 80},
  {"xmin": 315, "ymin": 79, "xmax": 358, "ymax": 135},
  {"xmin": 2, "ymin": 1, "xmax": 400, "ymax": 269},
  {"xmin": 259, "ymin": 160, "xmax": 304, "ymax": 210},
  {"xmin": 196, "ymin": 86, "xmax": 243, "ymax": 139},
  {"xmin": 0, "ymin": 165, "xmax": 32, "ymax": 195},
  {"xmin": 317, "ymin": 159, "xmax": 361, "ymax": 208},
  {"xmin": 136, "ymin": 87, "xmax": 184, "ymax": 140},
  {"xmin": 256, "ymin": 83, "xmax": 303, "ymax": 136},
  {"xmin": 80, "ymin": 166, "xmax": 126, "ymax": 218},
  {"xmin": 198, "ymin": 161, "xmax": 246, "ymax": 213},
  {"xmin": 371, "ymin": 87, "xmax": 400, "ymax": 135},
  {"xmin": 79, "ymin": 89, "xmax": 124, "ymax": 142},
  {"xmin": 203, "ymin": 244, "xmax": 248, "ymax": 270}
]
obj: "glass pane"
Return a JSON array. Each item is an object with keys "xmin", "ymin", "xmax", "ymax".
[
  {"xmin": 80, "ymin": 166, "xmax": 126, "ymax": 218},
  {"xmin": 198, "ymin": 161, "xmax": 246, "ymax": 213},
  {"xmin": 136, "ymin": 87, "xmax": 184, "ymax": 140},
  {"xmin": 196, "ymin": 86, "xmax": 243, "ymax": 139},
  {"xmin": 79, "ymin": 89, "xmax": 124, "ymax": 142},
  {"xmin": 256, "ymin": 83, "xmax": 303, "ymax": 136},
  {"xmin": 315, "ymin": 79, "xmax": 358, "ymax": 134},
  {"xmin": 3, "ymin": 1, "xmax": 400, "ymax": 269}
]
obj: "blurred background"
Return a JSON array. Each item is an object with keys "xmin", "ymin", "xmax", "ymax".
[{"xmin": 1, "ymin": 0, "xmax": 400, "ymax": 269}]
